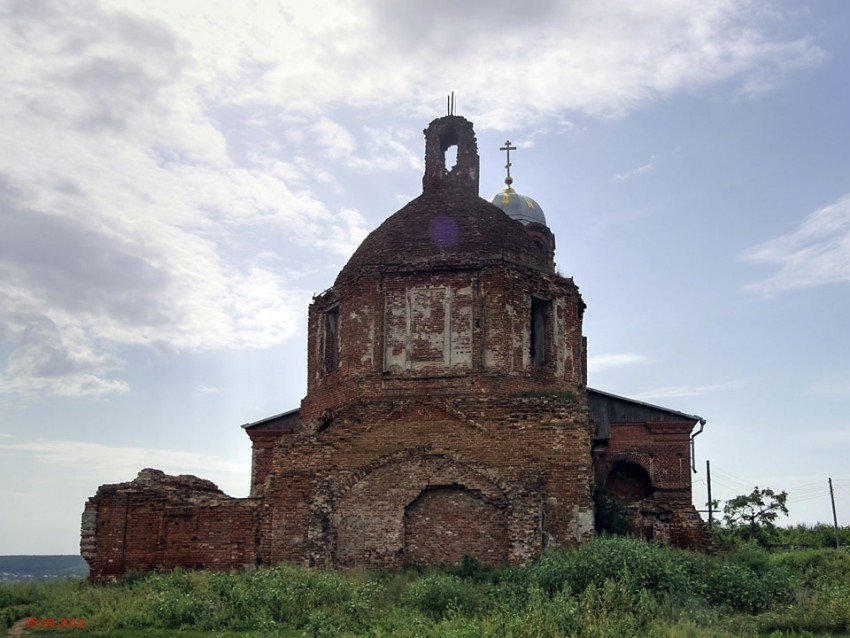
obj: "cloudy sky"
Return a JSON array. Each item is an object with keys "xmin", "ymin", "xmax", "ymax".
[{"xmin": 1, "ymin": 0, "xmax": 849, "ymax": 554}]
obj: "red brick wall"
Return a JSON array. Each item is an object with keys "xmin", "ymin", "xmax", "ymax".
[
  {"xmin": 595, "ymin": 421, "xmax": 711, "ymax": 548},
  {"xmin": 260, "ymin": 394, "xmax": 594, "ymax": 569},
  {"xmin": 82, "ymin": 114, "xmax": 709, "ymax": 581},
  {"xmin": 302, "ymin": 264, "xmax": 585, "ymax": 422},
  {"xmin": 598, "ymin": 421, "xmax": 693, "ymax": 495},
  {"xmin": 404, "ymin": 486, "xmax": 508, "ymax": 566},
  {"xmin": 82, "ymin": 470, "xmax": 260, "ymax": 582},
  {"xmin": 82, "ymin": 255, "xmax": 709, "ymax": 580}
]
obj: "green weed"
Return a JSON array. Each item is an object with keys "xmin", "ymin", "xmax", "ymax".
[{"xmin": 4, "ymin": 536, "xmax": 850, "ymax": 637}]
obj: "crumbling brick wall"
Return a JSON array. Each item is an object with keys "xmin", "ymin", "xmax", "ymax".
[
  {"xmin": 594, "ymin": 419, "xmax": 712, "ymax": 549},
  {"xmin": 83, "ymin": 113, "xmax": 711, "ymax": 582},
  {"xmin": 259, "ymin": 394, "xmax": 594, "ymax": 569},
  {"xmin": 82, "ymin": 469, "xmax": 259, "ymax": 582}
]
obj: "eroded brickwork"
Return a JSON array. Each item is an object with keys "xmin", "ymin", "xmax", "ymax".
[
  {"xmin": 82, "ymin": 470, "xmax": 259, "ymax": 582},
  {"xmin": 590, "ymin": 391, "xmax": 712, "ymax": 549},
  {"xmin": 83, "ymin": 114, "xmax": 709, "ymax": 582},
  {"xmin": 404, "ymin": 487, "xmax": 508, "ymax": 566},
  {"xmin": 259, "ymin": 395, "xmax": 594, "ymax": 569}
]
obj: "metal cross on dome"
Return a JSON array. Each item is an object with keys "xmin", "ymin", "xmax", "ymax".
[{"xmin": 500, "ymin": 140, "xmax": 517, "ymax": 186}]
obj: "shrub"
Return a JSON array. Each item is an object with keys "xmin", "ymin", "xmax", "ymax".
[
  {"xmin": 3, "ymin": 542, "xmax": 849, "ymax": 636},
  {"xmin": 446, "ymin": 555, "xmax": 490, "ymax": 582},
  {"xmin": 593, "ymin": 489, "xmax": 633, "ymax": 536},
  {"xmin": 706, "ymin": 547, "xmax": 792, "ymax": 613},
  {"xmin": 532, "ymin": 535, "xmax": 702, "ymax": 600},
  {"xmin": 770, "ymin": 546, "xmax": 850, "ymax": 588},
  {"xmin": 405, "ymin": 574, "xmax": 481, "ymax": 620},
  {"xmin": 576, "ymin": 574, "xmax": 659, "ymax": 638},
  {"xmin": 773, "ymin": 523, "xmax": 850, "ymax": 549}
]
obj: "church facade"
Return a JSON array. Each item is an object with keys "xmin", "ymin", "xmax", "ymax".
[{"xmin": 82, "ymin": 115, "xmax": 710, "ymax": 582}]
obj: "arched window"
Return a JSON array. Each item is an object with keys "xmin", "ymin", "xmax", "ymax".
[{"xmin": 605, "ymin": 461, "xmax": 653, "ymax": 502}]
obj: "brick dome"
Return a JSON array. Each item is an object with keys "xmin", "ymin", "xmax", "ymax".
[
  {"xmin": 336, "ymin": 190, "xmax": 553, "ymax": 284},
  {"xmin": 337, "ymin": 115, "xmax": 554, "ymax": 284}
]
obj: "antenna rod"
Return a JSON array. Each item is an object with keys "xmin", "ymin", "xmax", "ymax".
[
  {"xmin": 706, "ymin": 459, "xmax": 713, "ymax": 530},
  {"xmin": 829, "ymin": 477, "xmax": 841, "ymax": 548}
]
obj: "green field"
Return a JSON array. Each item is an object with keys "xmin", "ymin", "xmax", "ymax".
[{"xmin": 3, "ymin": 535, "xmax": 849, "ymax": 637}]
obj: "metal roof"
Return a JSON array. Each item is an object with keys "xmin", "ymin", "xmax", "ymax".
[
  {"xmin": 241, "ymin": 407, "xmax": 299, "ymax": 430},
  {"xmin": 588, "ymin": 387, "xmax": 704, "ymax": 423},
  {"xmin": 491, "ymin": 188, "xmax": 547, "ymax": 226},
  {"xmin": 588, "ymin": 387, "xmax": 704, "ymax": 441}
]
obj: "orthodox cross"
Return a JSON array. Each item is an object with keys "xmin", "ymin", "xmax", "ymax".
[{"xmin": 500, "ymin": 140, "xmax": 517, "ymax": 186}]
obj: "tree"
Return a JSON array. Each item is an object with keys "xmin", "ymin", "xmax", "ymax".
[{"xmin": 722, "ymin": 486, "xmax": 789, "ymax": 546}]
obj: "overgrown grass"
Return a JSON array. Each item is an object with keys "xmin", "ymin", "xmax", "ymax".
[{"xmin": 3, "ymin": 537, "xmax": 850, "ymax": 637}]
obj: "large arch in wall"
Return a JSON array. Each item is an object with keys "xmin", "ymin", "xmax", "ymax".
[
  {"xmin": 332, "ymin": 452, "xmax": 512, "ymax": 567},
  {"xmin": 605, "ymin": 460, "xmax": 654, "ymax": 503},
  {"xmin": 602, "ymin": 458, "xmax": 680, "ymax": 542}
]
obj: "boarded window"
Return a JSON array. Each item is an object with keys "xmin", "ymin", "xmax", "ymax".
[
  {"xmin": 322, "ymin": 306, "xmax": 340, "ymax": 372},
  {"xmin": 531, "ymin": 296, "xmax": 550, "ymax": 367}
]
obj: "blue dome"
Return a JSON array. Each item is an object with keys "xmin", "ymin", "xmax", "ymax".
[{"xmin": 491, "ymin": 188, "xmax": 547, "ymax": 226}]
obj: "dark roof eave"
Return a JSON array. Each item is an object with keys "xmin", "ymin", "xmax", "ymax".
[
  {"xmin": 241, "ymin": 407, "xmax": 300, "ymax": 430},
  {"xmin": 587, "ymin": 387, "xmax": 705, "ymax": 424}
]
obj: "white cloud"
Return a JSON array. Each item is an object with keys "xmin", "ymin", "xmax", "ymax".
[
  {"xmin": 0, "ymin": 1, "xmax": 825, "ymax": 400},
  {"xmin": 741, "ymin": 195, "xmax": 850, "ymax": 295},
  {"xmin": 808, "ymin": 380, "xmax": 850, "ymax": 396},
  {"xmin": 312, "ymin": 118, "xmax": 420, "ymax": 172},
  {"xmin": 0, "ymin": 374, "xmax": 130, "ymax": 400},
  {"xmin": 313, "ymin": 117, "xmax": 358, "ymax": 163},
  {"xmin": 588, "ymin": 352, "xmax": 648, "ymax": 373},
  {"xmin": 196, "ymin": 385, "xmax": 219, "ymax": 394},
  {"xmin": 614, "ymin": 158, "xmax": 656, "ymax": 182},
  {"xmin": 0, "ymin": 2, "xmax": 366, "ymax": 398},
  {"xmin": 630, "ymin": 379, "xmax": 750, "ymax": 401},
  {"xmin": 103, "ymin": 0, "xmax": 823, "ymax": 125},
  {"xmin": 0, "ymin": 439, "xmax": 249, "ymax": 495}
]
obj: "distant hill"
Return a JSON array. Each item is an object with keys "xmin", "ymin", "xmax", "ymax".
[{"xmin": 0, "ymin": 555, "xmax": 88, "ymax": 583}]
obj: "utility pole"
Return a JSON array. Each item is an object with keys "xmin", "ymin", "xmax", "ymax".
[
  {"xmin": 706, "ymin": 460, "xmax": 714, "ymax": 530},
  {"xmin": 829, "ymin": 477, "xmax": 840, "ymax": 548}
]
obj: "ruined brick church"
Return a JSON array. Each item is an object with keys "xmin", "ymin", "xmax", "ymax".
[{"xmin": 82, "ymin": 115, "xmax": 710, "ymax": 582}]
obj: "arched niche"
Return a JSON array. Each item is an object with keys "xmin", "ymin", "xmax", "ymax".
[
  {"xmin": 403, "ymin": 485, "xmax": 507, "ymax": 566},
  {"xmin": 332, "ymin": 453, "xmax": 509, "ymax": 567},
  {"xmin": 605, "ymin": 461, "xmax": 653, "ymax": 503}
]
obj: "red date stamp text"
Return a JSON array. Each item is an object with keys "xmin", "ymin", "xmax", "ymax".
[{"xmin": 25, "ymin": 617, "xmax": 85, "ymax": 629}]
